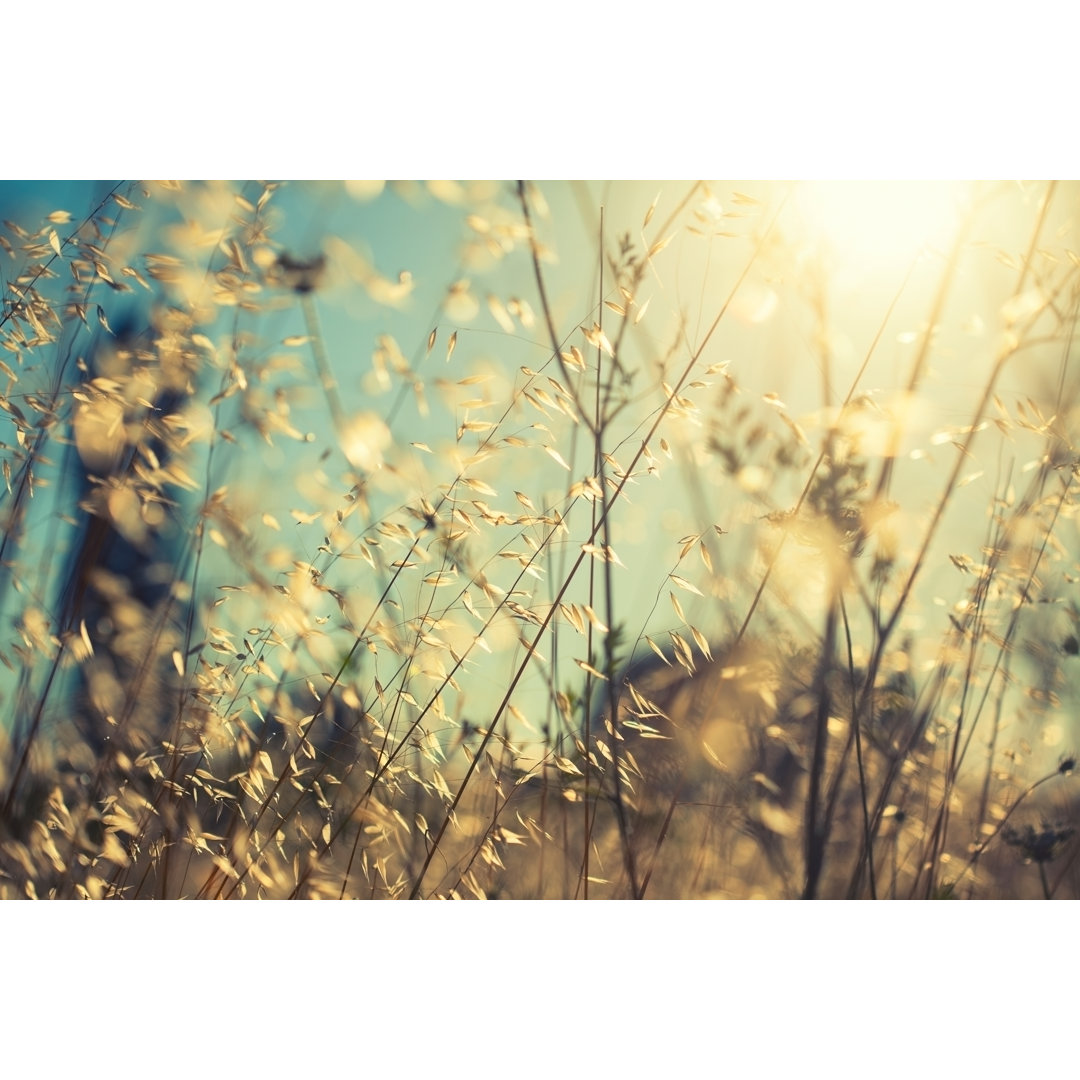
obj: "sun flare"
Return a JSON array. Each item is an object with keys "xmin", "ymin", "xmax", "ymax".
[{"xmin": 798, "ymin": 180, "xmax": 969, "ymax": 275}]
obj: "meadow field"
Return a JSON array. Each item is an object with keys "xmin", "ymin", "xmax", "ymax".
[{"xmin": 0, "ymin": 179, "xmax": 1076, "ymax": 898}]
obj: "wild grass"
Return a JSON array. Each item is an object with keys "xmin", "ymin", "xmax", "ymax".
[{"xmin": 0, "ymin": 179, "xmax": 1077, "ymax": 898}]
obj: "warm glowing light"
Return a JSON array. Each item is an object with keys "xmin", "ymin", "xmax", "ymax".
[{"xmin": 798, "ymin": 181, "xmax": 969, "ymax": 275}]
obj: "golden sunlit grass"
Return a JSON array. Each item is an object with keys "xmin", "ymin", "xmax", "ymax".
[{"xmin": 0, "ymin": 179, "xmax": 1077, "ymax": 899}]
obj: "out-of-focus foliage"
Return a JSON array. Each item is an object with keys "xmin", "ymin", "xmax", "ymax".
[{"xmin": 0, "ymin": 180, "xmax": 1077, "ymax": 898}]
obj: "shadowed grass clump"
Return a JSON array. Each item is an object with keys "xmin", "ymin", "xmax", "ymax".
[{"xmin": 0, "ymin": 179, "xmax": 1077, "ymax": 898}]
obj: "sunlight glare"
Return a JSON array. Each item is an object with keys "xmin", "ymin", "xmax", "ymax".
[{"xmin": 799, "ymin": 181, "xmax": 968, "ymax": 275}]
